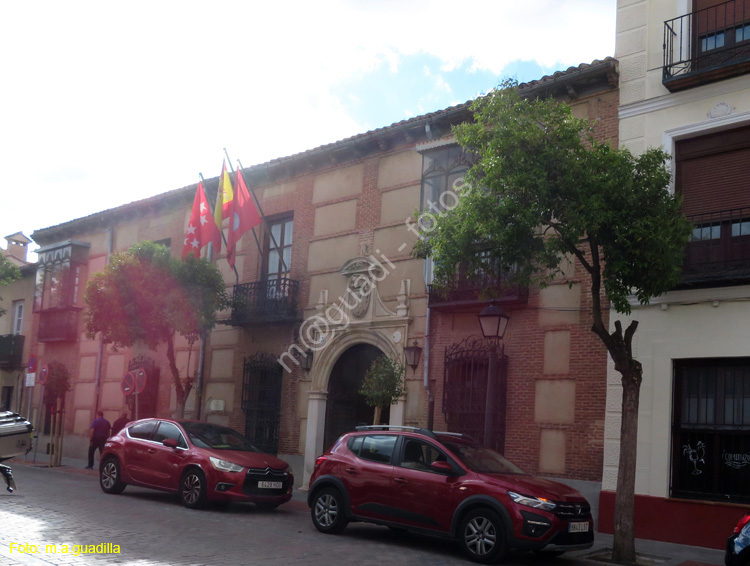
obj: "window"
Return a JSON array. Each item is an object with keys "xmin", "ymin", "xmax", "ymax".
[
  {"xmin": 671, "ymin": 359, "xmax": 750, "ymax": 503},
  {"xmin": 420, "ymin": 145, "xmax": 470, "ymax": 213},
  {"xmin": 12, "ymin": 301, "xmax": 24, "ymax": 335},
  {"xmin": 400, "ymin": 439, "xmax": 445, "ymax": 472},
  {"xmin": 357, "ymin": 435, "xmax": 397, "ymax": 464},
  {"xmin": 701, "ymin": 31, "xmax": 725, "ymax": 51},
  {"xmin": 264, "ymin": 217, "xmax": 293, "ymax": 282},
  {"xmin": 241, "ymin": 352, "xmax": 283, "ymax": 454},
  {"xmin": 128, "ymin": 421, "xmax": 157, "ymax": 440},
  {"xmin": 736, "ymin": 23, "xmax": 750, "ymax": 42},
  {"xmin": 153, "ymin": 421, "xmax": 187, "ymax": 448}
]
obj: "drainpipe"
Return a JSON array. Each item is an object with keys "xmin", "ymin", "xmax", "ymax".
[
  {"xmin": 424, "ymin": 305, "xmax": 434, "ymax": 431},
  {"xmin": 94, "ymin": 227, "xmax": 114, "ymax": 415}
]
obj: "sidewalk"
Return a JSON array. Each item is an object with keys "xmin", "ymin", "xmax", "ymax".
[{"xmin": 12, "ymin": 452, "xmax": 727, "ymax": 566}]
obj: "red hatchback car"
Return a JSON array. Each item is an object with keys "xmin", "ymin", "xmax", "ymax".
[
  {"xmin": 99, "ymin": 418, "xmax": 293, "ymax": 510},
  {"xmin": 308, "ymin": 426, "xmax": 593, "ymax": 563}
]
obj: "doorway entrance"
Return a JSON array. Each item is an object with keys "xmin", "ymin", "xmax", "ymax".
[{"xmin": 324, "ymin": 344, "xmax": 387, "ymax": 448}]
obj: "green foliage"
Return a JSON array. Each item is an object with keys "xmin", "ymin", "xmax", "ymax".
[
  {"xmin": 0, "ymin": 255, "xmax": 21, "ymax": 318},
  {"xmin": 359, "ymin": 356, "xmax": 405, "ymax": 409},
  {"xmin": 84, "ymin": 241, "xmax": 229, "ymax": 349},
  {"xmin": 413, "ymin": 80, "xmax": 692, "ymax": 315},
  {"xmin": 46, "ymin": 361, "xmax": 72, "ymax": 401}
]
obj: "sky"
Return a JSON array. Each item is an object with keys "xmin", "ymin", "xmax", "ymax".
[{"xmin": 0, "ymin": 1, "xmax": 616, "ymax": 260}]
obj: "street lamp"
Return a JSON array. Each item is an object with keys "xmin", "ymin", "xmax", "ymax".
[
  {"xmin": 403, "ymin": 340, "xmax": 423, "ymax": 375},
  {"xmin": 477, "ymin": 302, "xmax": 510, "ymax": 449},
  {"xmin": 300, "ymin": 349, "xmax": 314, "ymax": 372},
  {"xmin": 478, "ymin": 301, "xmax": 510, "ymax": 340}
]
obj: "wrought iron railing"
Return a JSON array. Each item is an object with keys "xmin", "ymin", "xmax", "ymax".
[
  {"xmin": 428, "ymin": 258, "xmax": 528, "ymax": 309},
  {"xmin": 664, "ymin": 0, "xmax": 750, "ymax": 88},
  {"xmin": 37, "ymin": 307, "xmax": 81, "ymax": 342},
  {"xmin": 683, "ymin": 207, "xmax": 750, "ymax": 285},
  {"xmin": 0, "ymin": 334, "xmax": 24, "ymax": 369},
  {"xmin": 229, "ymin": 278, "xmax": 299, "ymax": 325}
]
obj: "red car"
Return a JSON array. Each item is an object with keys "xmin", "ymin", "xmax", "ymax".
[
  {"xmin": 99, "ymin": 418, "xmax": 293, "ymax": 510},
  {"xmin": 308, "ymin": 426, "xmax": 593, "ymax": 563}
]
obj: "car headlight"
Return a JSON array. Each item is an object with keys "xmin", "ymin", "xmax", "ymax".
[
  {"xmin": 209, "ymin": 457, "xmax": 244, "ymax": 473},
  {"xmin": 508, "ymin": 491, "xmax": 557, "ymax": 512}
]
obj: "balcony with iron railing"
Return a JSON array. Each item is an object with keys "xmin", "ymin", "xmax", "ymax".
[
  {"xmin": 664, "ymin": 0, "xmax": 750, "ymax": 91},
  {"xmin": 428, "ymin": 258, "xmax": 529, "ymax": 310},
  {"xmin": 227, "ymin": 277, "xmax": 300, "ymax": 326},
  {"xmin": 37, "ymin": 306, "xmax": 82, "ymax": 342},
  {"xmin": 681, "ymin": 207, "xmax": 750, "ymax": 286},
  {"xmin": 0, "ymin": 334, "xmax": 24, "ymax": 369}
]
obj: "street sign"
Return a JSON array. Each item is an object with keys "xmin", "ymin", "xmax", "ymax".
[
  {"xmin": 39, "ymin": 365, "xmax": 49, "ymax": 385},
  {"xmin": 25, "ymin": 373, "xmax": 35, "ymax": 387},
  {"xmin": 121, "ymin": 372, "xmax": 135, "ymax": 396},
  {"xmin": 27, "ymin": 354, "xmax": 37, "ymax": 373},
  {"xmin": 134, "ymin": 369, "xmax": 148, "ymax": 394}
]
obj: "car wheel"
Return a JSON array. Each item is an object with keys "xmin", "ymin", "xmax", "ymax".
[
  {"xmin": 311, "ymin": 487, "xmax": 349, "ymax": 534},
  {"xmin": 255, "ymin": 502, "xmax": 280, "ymax": 511},
  {"xmin": 179, "ymin": 468, "xmax": 207, "ymax": 509},
  {"xmin": 458, "ymin": 508, "xmax": 507, "ymax": 564},
  {"xmin": 99, "ymin": 458, "xmax": 126, "ymax": 494}
]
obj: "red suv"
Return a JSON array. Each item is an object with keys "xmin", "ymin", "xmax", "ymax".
[{"xmin": 308, "ymin": 426, "xmax": 593, "ymax": 563}]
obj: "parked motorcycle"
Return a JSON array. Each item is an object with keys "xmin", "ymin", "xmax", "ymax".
[
  {"xmin": 726, "ymin": 512, "xmax": 750, "ymax": 566},
  {"xmin": 0, "ymin": 411, "xmax": 33, "ymax": 492}
]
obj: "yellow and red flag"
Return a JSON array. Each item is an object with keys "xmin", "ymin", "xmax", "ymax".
[
  {"xmin": 213, "ymin": 161, "xmax": 234, "ymax": 239},
  {"xmin": 182, "ymin": 182, "xmax": 221, "ymax": 260}
]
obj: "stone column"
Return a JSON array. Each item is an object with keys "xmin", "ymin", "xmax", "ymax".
[{"xmin": 302, "ymin": 390, "xmax": 328, "ymax": 488}]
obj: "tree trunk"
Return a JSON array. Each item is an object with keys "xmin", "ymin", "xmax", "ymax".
[
  {"xmin": 166, "ymin": 335, "xmax": 190, "ymax": 419},
  {"xmin": 373, "ymin": 405, "xmax": 382, "ymax": 426},
  {"xmin": 611, "ymin": 368, "xmax": 642, "ymax": 564}
]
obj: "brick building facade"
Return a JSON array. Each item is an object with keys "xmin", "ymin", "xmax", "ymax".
[{"xmin": 22, "ymin": 59, "xmax": 618, "ymax": 497}]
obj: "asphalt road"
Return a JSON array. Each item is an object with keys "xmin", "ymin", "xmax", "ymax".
[{"xmin": 0, "ymin": 463, "xmax": 725, "ymax": 566}]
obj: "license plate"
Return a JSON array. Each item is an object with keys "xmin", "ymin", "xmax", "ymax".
[
  {"xmin": 258, "ymin": 481, "xmax": 282, "ymax": 489},
  {"xmin": 569, "ymin": 522, "xmax": 589, "ymax": 533}
]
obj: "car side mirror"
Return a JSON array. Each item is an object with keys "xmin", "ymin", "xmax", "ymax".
[
  {"xmin": 163, "ymin": 438, "xmax": 178, "ymax": 449},
  {"xmin": 430, "ymin": 460, "xmax": 455, "ymax": 474}
]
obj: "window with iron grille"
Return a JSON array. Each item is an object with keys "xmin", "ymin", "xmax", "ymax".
[
  {"xmin": 242, "ymin": 353, "xmax": 283, "ymax": 454},
  {"xmin": 671, "ymin": 358, "xmax": 750, "ymax": 503}
]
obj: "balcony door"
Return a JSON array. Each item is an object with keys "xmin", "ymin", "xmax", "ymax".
[{"xmin": 263, "ymin": 216, "xmax": 293, "ymax": 298}]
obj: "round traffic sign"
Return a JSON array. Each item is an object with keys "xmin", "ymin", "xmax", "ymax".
[
  {"xmin": 121, "ymin": 371, "xmax": 135, "ymax": 396},
  {"xmin": 39, "ymin": 365, "xmax": 49, "ymax": 385},
  {"xmin": 134, "ymin": 369, "xmax": 148, "ymax": 394},
  {"xmin": 27, "ymin": 354, "xmax": 37, "ymax": 373}
]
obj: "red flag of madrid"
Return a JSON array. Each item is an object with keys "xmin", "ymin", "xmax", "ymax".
[
  {"xmin": 182, "ymin": 182, "xmax": 222, "ymax": 260},
  {"xmin": 227, "ymin": 170, "xmax": 261, "ymax": 268}
]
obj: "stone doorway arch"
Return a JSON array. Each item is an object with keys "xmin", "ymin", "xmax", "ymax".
[
  {"xmin": 324, "ymin": 343, "xmax": 385, "ymax": 449},
  {"xmin": 302, "ymin": 327, "xmax": 406, "ymax": 485}
]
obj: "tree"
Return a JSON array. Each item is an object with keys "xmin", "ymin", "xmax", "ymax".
[
  {"xmin": 0, "ymin": 255, "xmax": 21, "ymax": 318},
  {"xmin": 359, "ymin": 355, "xmax": 405, "ymax": 426},
  {"xmin": 85, "ymin": 241, "xmax": 229, "ymax": 418},
  {"xmin": 413, "ymin": 82, "xmax": 692, "ymax": 564},
  {"xmin": 45, "ymin": 361, "xmax": 71, "ymax": 467}
]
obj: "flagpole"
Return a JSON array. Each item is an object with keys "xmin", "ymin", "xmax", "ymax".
[
  {"xmin": 232, "ymin": 155, "xmax": 289, "ymax": 277},
  {"xmin": 194, "ymin": 175, "xmax": 216, "ymax": 422}
]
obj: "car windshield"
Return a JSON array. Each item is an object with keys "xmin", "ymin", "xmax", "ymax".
[
  {"xmin": 179, "ymin": 422, "xmax": 260, "ymax": 452},
  {"xmin": 439, "ymin": 436, "xmax": 525, "ymax": 475}
]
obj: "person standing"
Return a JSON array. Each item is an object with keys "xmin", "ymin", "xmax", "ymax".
[
  {"xmin": 86, "ymin": 411, "xmax": 111, "ymax": 469},
  {"xmin": 111, "ymin": 412, "xmax": 130, "ymax": 436}
]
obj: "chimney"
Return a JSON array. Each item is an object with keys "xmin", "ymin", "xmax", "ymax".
[{"xmin": 4, "ymin": 232, "xmax": 31, "ymax": 263}]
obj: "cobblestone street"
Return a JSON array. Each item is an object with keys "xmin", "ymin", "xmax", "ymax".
[
  {"xmin": 0, "ymin": 463, "xmax": 477, "ymax": 566},
  {"xmin": 0, "ymin": 463, "xmax": 725, "ymax": 566}
]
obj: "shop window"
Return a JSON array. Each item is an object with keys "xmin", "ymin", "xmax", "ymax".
[{"xmin": 672, "ymin": 358, "xmax": 750, "ymax": 503}]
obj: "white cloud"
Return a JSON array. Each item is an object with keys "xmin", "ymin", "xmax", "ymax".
[{"xmin": 0, "ymin": 0, "xmax": 615, "ymax": 251}]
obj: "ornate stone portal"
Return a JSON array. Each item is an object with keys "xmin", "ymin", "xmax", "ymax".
[{"xmin": 302, "ymin": 256, "xmax": 413, "ymax": 486}]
